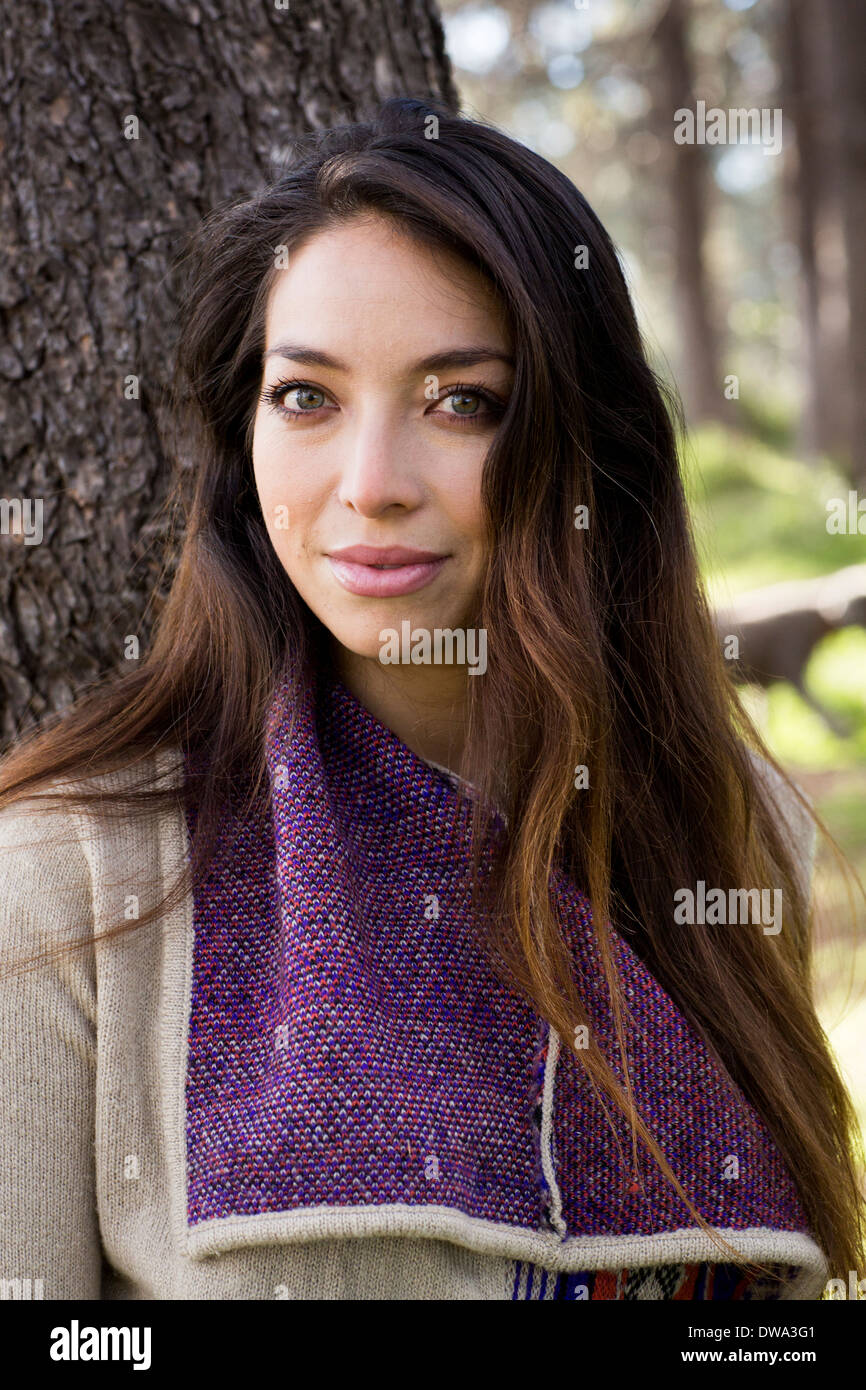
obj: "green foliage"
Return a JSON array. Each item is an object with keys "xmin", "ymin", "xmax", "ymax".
[
  {"xmin": 682, "ymin": 423, "xmax": 866, "ymax": 772},
  {"xmin": 734, "ymin": 391, "xmax": 796, "ymax": 455},
  {"xmin": 683, "ymin": 423, "xmax": 866, "ymax": 598}
]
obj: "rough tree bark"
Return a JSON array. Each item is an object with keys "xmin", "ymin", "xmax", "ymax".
[{"xmin": 0, "ymin": 0, "xmax": 459, "ymax": 743}]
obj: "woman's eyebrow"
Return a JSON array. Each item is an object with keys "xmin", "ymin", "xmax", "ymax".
[
  {"xmin": 416, "ymin": 347, "xmax": 515, "ymax": 374},
  {"xmin": 262, "ymin": 342, "xmax": 515, "ymax": 373}
]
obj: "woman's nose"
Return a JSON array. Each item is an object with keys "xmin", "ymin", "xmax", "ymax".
[{"xmin": 336, "ymin": 412, "xmax": 424, "ymax": 516}]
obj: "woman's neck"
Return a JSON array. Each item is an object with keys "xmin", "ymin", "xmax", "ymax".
[{"xmin": 330, "ymin": 643, "xmax": 472, "ymax": 779}]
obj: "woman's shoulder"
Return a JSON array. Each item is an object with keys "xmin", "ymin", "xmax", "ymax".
[
  {"xmin": 0, "ymin": 742, "xmax": 185, "ymax": 832},
  {"xmin": 0, "ymin": 743, "xmax": 186, "ymax": 932}
]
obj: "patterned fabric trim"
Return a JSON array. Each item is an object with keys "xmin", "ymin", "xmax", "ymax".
[{"xmin": 510, "ymin": 1260, "xmax": 801, "ymax": 1300}]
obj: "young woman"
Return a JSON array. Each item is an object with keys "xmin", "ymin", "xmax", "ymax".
[{"xmin": 1, "ymin": 97, "xmax": 863, "ymax": 1302}]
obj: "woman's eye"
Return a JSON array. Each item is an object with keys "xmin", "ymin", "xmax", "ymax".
[
  {"xmin": 284, "ymin": 385, "xmax": 327, "ymax": 412},
  {"xmin": 433, "ymin": 387, "xmax": 504, "ymax": 424},
  {"xmin": 262, "ymin": 379, "xmax": 335, "ymax": 417},
  {"xmin": 442, "ymin": 391, "xmax": 481, "ymax": 416}
]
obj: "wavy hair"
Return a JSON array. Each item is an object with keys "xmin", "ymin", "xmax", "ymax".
[{"xmin": 2, "ymin": 96, "xmax": 863, "ymax": 1286}]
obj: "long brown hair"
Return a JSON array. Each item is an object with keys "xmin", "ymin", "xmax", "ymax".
[{"xmin": 2, "ymin": 96, "xmax": 863, "ymax": 1286}]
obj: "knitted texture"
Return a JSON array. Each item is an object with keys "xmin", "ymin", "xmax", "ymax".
[{"xmin": 183, "ymin": 658, "xmax": 814, "ymax": 1251}]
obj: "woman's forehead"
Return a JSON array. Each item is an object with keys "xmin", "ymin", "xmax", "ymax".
[{"xmin": 261, "ymin": 216, "xmax": 511, "ymax": 359}]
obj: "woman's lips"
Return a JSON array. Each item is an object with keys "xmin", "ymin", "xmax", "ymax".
[{"xmin": 327, "ymin": 555, "xmax": 448, "ymax": 597}]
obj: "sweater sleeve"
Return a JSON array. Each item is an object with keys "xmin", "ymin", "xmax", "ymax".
[{"xmin": 0, "ymin": 797, "xmax": 101, "ymax": 1300}]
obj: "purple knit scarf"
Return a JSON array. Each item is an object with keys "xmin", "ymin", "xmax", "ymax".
[{"xmin": 182, "ymin": 657, "xmax": 815, "ymax": 1261}]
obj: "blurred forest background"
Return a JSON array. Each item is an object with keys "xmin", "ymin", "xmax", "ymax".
[{"xmin": 438, "ymin": 0, "xmax": 866, "ymax": 1140}]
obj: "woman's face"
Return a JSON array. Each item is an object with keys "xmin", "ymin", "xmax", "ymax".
[{"xmin": 251, "ymin": 214, "xmax": 513, "ymax": 674}]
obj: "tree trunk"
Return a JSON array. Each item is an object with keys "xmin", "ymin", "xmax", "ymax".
[
  {"xmin": 0, "ymin": 0, "xmax": 458, "ymax": 742},
  {"xmin": 653, "ymin": 0, "xmax": 727, "ymax": 425},
  {"xmin": 782, "ymin": 0, "xmax": 851, "ymax": 461},
  {"xmin": 782, "ymin": 0, "xmax": 824, "ymax": 456},
  {"xmin": 827, "ymin": 0, "xmax": 866, "ymax": 488}
]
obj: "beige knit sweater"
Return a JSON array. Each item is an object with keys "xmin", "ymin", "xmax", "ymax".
[{"xmin": 0, "ymin": 745, "xmax": 827, "ymax": 1300}]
